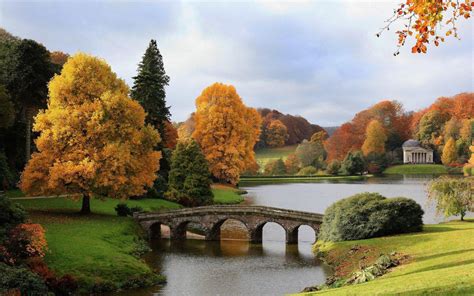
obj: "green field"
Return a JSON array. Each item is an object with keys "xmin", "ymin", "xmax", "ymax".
[
  {"xmin": 11, "ymin": 185, "xmax": 244, "ymax": 292},
  {"xmin": 302, "ymin": 220, "xmax": 474, "ymax": 295},
  {"xmin": 212, "ymin": 185, "xmax": 244, "ymax": 204},
  {"xmin": 255, "ymin": 145, "xmax": 297, "ymax": 167},
  {"xmin": 384, "ymin": 164, "xmax": 448, "ymax": 175}
]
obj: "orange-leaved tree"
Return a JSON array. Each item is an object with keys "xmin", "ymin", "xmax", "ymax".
[
  {"xmin": 20, "ymin": 53, "xmax": 161, "ymax": 214},
  {"xmin": 265, "ymin": 119, "xmax": 288, "ymax": 148},
  {"xmin": 362, "ymin": 120, "xmax": 387, "ymax": 156},
  {"xmin": 192, "ymin": 83, "xmax": 261, "ymax": 184},
  {"xmin": 379, "ymin": 0, "xmax": 473, "ymax": 54}
]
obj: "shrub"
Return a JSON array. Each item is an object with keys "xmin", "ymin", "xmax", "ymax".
[
  {"xmin": 115, "ymin": 203, "xmax": 131, "ymax": 217},
  {"xmin": 5, "ymin": 224, "xmax": 47, "ymax": 262},
  {"xmin": 0, "ymin": 152, "xmax": 14, "ymax": 190},
  {"xmin": 0, "ymin": 195, "xmax": 26, "ymax": 241},
  {"xmin": 0, "ymin": 263, "xmax": 48, "ymax": 295},
  {"xmin": 319, "ymin": 192, "xmax": 423, "ymax": 242},
  {"xmin": 264, "ymin": 158, "xmax": 286, "ymax": 175},
  {"xmin": 341, "ymin": 151, "xmax": 366, "ymax": 175},
  {"xmin": 297, "ymin": 166, "xmax": 318, "ymax": 176},
  {"xmin": 326, "ymin": 160, "xmax": 341, "ymax": 175}
]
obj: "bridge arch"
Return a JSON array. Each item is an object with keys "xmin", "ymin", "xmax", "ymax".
[
  {"xmin": 250, "ymin": 220, "xmax": 287, "ymax": 243},
  {"xmin": 207, "ymin": 217, "xmax": 250, "ymax": 241},
  {"xmin": 171, "ymin": 220, "xmax": 208, "ymax": 240}
]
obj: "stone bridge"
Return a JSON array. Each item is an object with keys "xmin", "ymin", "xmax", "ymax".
[{"xmin": 134, "ymin": 205, "xmax": 324, "ymax": 244}]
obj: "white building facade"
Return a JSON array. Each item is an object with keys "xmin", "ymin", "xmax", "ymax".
[{"xmin": 402, "ymin": 139, "xmax": 433, "ymax": 164}]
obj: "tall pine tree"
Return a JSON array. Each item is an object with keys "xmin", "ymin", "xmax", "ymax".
[
  {"xmin": 132, "ymin": 39, "xmax": 171, "ymax": 198},
  {"xmin": 131, "ymin": 39, "xmax": 170, "ymax": 144}
]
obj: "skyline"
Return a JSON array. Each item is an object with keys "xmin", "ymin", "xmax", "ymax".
[{"xmin": 1, "ymin": 0, "xmax": 472, "ymax": 126}]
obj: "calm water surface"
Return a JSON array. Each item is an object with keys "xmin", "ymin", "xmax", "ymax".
[{"xmin": 123, "ymin": 175, "xmax": 469, "ymax": 296}]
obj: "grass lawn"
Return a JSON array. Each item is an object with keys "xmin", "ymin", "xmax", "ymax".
[
  {"xmin": 11, "ymin": 184, "xmax": 244, "ymax": 292},
  {"xmin": 302, "ymin": 220, "xmax": 474, "ymax": 295},
  {"xmin": 15, "ymin": 197, "xmax": 180, "ymax": 291},
  {"xmin": 212, "ymin": 184, "xmax": 245, "ymax": 204},
  {"xmin": 384, "ymin": 164, "xmax": 448, "ymax": 175},
  {"xmin": 255, "ymin": 145, "xmax": 297, "ymax": 167}
]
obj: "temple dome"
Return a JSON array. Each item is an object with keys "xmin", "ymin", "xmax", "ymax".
[{"xmin": 402, "ymin": 139, "xmax": 421, "ymax": 148}]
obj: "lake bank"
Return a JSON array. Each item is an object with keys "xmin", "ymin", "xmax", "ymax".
[
  {"xmin": 11, "ymin": 185, "xmax": 244, "ymax": 293},
  {"xmin": 302, "ymin": 220, "xmax": 474, "ymax": 295}
]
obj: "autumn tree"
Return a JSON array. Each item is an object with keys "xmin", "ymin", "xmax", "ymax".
[
  {"xmin": 417, "ymin": 110, "xmax": 448, "ymax": 145},
  {"xmin": 264, "ymin": 158, "xmax": 286, "ymax": 176},
  {"xmin": 325, "ymin": 100, "xmax": 410, "ymax": 161},
  {"xmin": 164, "ymin": 121, "xmax": 178, "ymax": 149},
  {"xmin": 362, "ymin": 120, "xmax": 387, "ymax": 156},
  {"xmin": 310, "ymin": 131, "xmax": 328, "ymax": 144},
  {"xmin": 166, "ymin": 140, "xmax": 213, "ymax": 207},
  {"xmin": 442, "ymin": 137, "xmax": 457, "ymax": 165},
  {"xmin": 285, "ymin": 153, "xmax": 301, "ymax": 175},
  {"xmin": 177, "ymin": 113, "xmax": 195, "ymax": 141},
  {"xmin": 20, "ymin": 53, "xmax": 161, "ymax": 214},
  {"xmin": 265, "ymin": 120, "xmax": 288, "ymax": 147},
  {"xmin": 295, "ymin": 139, "xmax": 327, "ymax": 169},
  {"xmin": 379, "ymin": 0, "xmax": 473, "ymax": 54},
  {"xmin": 428, "ymin": 177, "xmax": 473, "ymax": 221},
  {"xmin": 192, "ymin": 83, "xmax": 261, "ymax": 184}
]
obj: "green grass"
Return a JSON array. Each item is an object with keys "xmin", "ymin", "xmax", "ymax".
[
  {"xmin": 14, "ymin": 197, "xmax": 180, "ymax": 291},
  {"xmin": 301, "ymin": 220, "xmax": 474, "ymax": 295},
  {"xmin": 5, "ymin": 189, "xmax": 25, "ymax": 198},
  {"xmin": 384, "ymin": 164, "xmax": 448, "ymax": 175},
  {"xmin": 255, "ymin": 145, "xmax": 297, "ymax": 167},
  {"xmin": 9, "ymin": 185, "xmax": 243, "ymax": 290},
  {"xmin": 212, "ymin": 185, "xmax": 244, "ymax": 204}
]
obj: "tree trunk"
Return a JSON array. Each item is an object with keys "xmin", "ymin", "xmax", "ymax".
[
  {"xmin": 25, "ymin": 107, "xmax": 33, "ymax": 162},
  {"xmin": 81, "ymin": 194, "xmax": 91, "ymax": 214}
]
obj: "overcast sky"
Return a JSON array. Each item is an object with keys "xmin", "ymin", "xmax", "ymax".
[{"xmin": 1, "ymin": 0, "xmax": 472, "ymax": 126}]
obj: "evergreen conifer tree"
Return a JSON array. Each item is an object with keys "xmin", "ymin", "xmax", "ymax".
[
  {"xmin": 166, "ymin": 140, "xmax": 213, "ymax": 207},
  {"xmin": 131, "ymin": 39, "xmax": 171, "ymax": 197}
]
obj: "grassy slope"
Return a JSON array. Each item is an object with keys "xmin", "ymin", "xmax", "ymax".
[
  {"xmin": 384, "ymin": 164, "xmax": 448, "ymax": 175},
  {"xmin": 12, "ymin": 185, "xmax": 243, "ymax": 290},
  {"xmin": 255, "ymin": 145, "xmax": 297, "ymax": 167},
  {"xmin": 212, "ymin": 184, "xmax": 245, "ymax": 204},
  {"xmin": 15, "ymin": 197, "xmax": 180, "ymax": 290},
  {"xmin": 240, "ymin": 175, "xmax": 368, "ymax": 183},
  {"xmin": 302, "ymin": 220, "xmax": 474, "ymax": 295}
]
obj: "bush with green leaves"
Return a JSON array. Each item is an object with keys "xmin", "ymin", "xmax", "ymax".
[
  {"xmin": 0, "ymin": 263, "xmax": 48, "ymax": 295},
  {"xmin": 114, "ymin": 203, "xmax": 131, "ymax": 217},
  {"xmin": 341, "ymin": 151, "xmax": 366, "ymax": 175},
  {"xmin": 0, "ymin": 194, "xmax": 26, "ymax": 242},
  {"xmin": 166, "ymin": 140, "xmax": 213, "ymax": 207},
  {"xmin": 264, "ymin": 158, "xmax": 286, "ymax": 175},
  {"xmin": 326, "ymin": 160, "xmax": 341, "ymax": 175},
  {"xmin": 297, "ymin": 166, "xmax": 318, "ymax": 176},
  {"xmin": 319, "ymin": 192, "xmax": 423, "ymax": 242}
]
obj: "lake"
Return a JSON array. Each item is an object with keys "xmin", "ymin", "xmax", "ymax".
[{"xmin": 124, "ymin": 175, "xmax": 468, "ymax": 296}]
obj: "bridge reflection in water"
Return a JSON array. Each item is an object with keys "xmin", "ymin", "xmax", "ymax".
[{"xmin": 134, "ymin": 205, "xmax": 324, "ymax": 244}]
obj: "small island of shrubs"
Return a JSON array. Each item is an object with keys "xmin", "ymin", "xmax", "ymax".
[{"xmin": 319, "ymin": 192, "xmax": 424, "ymax": 242}]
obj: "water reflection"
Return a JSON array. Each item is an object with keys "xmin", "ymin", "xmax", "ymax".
[{"xmin": 121, "ymin": 237, "xmax": 330, "ymax": 296}]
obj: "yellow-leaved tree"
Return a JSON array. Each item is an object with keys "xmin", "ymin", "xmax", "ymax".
[
  {"xmin": 20, "ymin": 53, "xmax": 161, "ymax": 214},
  {"xmin": 362, "ymin": 120, "xmax": 387, "ymax": 156},
  {"xmin": 192, "ymin": 83, "xmax": 261, "ymax": 184},
  {"xmin": 442, "ymin": 137, "xmax": 457, "ymax": 165}
]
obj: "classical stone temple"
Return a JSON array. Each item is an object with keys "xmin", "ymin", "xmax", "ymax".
[{"xmin": 402, "ymin": 139, "xmax": 433, "ymax": 164}]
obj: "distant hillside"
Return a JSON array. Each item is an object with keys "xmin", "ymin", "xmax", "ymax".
[
  {"xmin": 257, "ymin": 108, "xmax": 326, "ymax": 145},
  {"xmin": 322, "ymin": 126, "xmax": 339, "ymax": 136}
]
